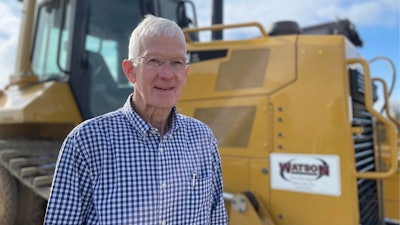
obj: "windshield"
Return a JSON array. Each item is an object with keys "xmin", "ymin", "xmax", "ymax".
[{"xmin": 31, "ymin": 0, "xmax": 72, "ymax": 81}]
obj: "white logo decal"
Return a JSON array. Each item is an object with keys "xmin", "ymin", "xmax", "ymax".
[{"xmin": 271, "ymin": 153, "xmax": 341, "ymax": 196}]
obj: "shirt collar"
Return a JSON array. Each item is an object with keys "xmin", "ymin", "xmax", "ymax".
[{"xmin": 121, "ymin": 94, "xmax": 183, "ymax": 137}]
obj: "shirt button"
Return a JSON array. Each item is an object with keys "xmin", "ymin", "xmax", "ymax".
[
  {"xmin": 162, "ymin": 182, "xmax": 166, "ymax": 189},
  {"xmin": 150, "ymin": 129, "xmax": 157, "ymax": 134},
  {"xmin": 159, "ymin": 147, "xmax": 164, "ymax": 153},
  {"xmin": 161, "ymin": 220, "xmax": 166, "ymax": 225}
]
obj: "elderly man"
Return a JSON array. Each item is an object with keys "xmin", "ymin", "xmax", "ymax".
[{"xmin": 44, "ymin": 15, "xmax": 227, "ymax": 225}]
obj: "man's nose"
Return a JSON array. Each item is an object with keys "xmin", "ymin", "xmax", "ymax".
[{"xmin": 158, "ymin": 60, "xmax": 175, "ymax": 78}]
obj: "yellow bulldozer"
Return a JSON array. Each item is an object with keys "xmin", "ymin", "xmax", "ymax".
[{"xmin": 0, "ymin": 0, "xmax": 398, "ymax": 224}]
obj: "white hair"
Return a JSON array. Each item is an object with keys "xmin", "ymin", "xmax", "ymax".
[{"xmin": 128, "ymin": 14, "xmax": 186, "ymax": 59}]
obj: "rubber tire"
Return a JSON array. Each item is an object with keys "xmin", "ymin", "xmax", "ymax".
[{"xmin": 0, "ymin": 165, "xmax": 17, "ymax": 225}]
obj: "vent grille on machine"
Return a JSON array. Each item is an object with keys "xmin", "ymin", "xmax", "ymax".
[{"xmin": 349, "ymin": 68, "xmax": 380, "ymax": 225}]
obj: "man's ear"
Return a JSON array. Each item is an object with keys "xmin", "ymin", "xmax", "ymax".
[{"xmin": 122, "ymin": 59, "xmax": 136, "ymax": 83}]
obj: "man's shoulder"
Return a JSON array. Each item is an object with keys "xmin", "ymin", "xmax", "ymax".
[{"xmin": 70, "ymin": 109, "xmax": 127, "ymax": 136}]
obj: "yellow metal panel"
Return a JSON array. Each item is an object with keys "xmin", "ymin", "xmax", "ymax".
[
  {"xmin": 249, "ymin": 158, "xmax": 270, "ymax": 211},
  {"xmin": 221, "ymin": 156, "xmax": 250, "ymax": 193},
  {"xmin": 194, "ymin": 106, "xmax": 256, "ymax": 147},
  {"xmin": 384, "ymin": 171, "xmax": 400, "ymax": 221},
  {"xmin": 178, "ymin": 95, "xmax": 270, "ymax": 158},
  {"xmin": 183, "ymin": 36, "xmax": 297, "ymax": 100},
  {"xmin": 268, "ymin": 36, "xmax": 359, "ymax": 224},
  {"xmin": 0, "ymin": 82, "xmax": 81, "ymax": 124}
]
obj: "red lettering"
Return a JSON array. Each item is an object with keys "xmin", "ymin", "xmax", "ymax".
[
  {"xmin": 319, "ymin": 165, "xmax": 329, "ymax": 176},
  {"xmin": 279, "ymin": 162, "xmax": 291, "ymax": 173}
]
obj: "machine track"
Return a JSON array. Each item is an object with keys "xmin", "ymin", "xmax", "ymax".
[{"xmin": 0, "ymin": 139, "xmax": 63, "ymax": 200}]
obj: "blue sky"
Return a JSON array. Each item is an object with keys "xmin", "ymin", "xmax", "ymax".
[{"xmin": 0, "ymin": 0, "xmax": 399, "ymax": 113}]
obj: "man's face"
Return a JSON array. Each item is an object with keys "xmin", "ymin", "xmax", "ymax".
[{"xmin": 127, "ymin": 34, "xmax": 189, "ymax": 110}]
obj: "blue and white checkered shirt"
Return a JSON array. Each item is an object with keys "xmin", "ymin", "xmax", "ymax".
[{"xmin": 44, "ymin": 96, "xmax": 227, "ymax": 225}]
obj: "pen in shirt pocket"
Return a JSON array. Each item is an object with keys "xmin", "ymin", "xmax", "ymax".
[{"xmin": 192, "ymin": 172, "xmax": 197, "ymax": 188}]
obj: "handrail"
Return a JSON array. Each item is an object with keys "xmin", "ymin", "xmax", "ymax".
[
  {"xmin": 372, "ymin": 78, "xmax": 400, "ymax": 127},
  {"xmin": 369, "ymin": 56, "xmax": 397, "ymax": 113},
  {"xmin": 346, "ymin": 58, "xmax": 398, "ymax": 179},
  {"xmin": 183, "ymin": 22, "xmax": 268, "ymax": 42},
  {"xmin": 56, "ymin": 0, "xmax": 70, "ymax": 74}
]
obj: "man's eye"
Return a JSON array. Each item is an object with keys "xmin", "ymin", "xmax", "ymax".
[
  {"xmin": 172, "ymin": 60, "xmax": 185, "ymax": 66},
  {"xmin": 147, "ymin": 58, "xmax": 163, "ymax": 66}
]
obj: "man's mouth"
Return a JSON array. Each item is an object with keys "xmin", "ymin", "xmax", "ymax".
[{"xmin": 155, "ymin": 87, "xmax": 173, "ymax": 91}]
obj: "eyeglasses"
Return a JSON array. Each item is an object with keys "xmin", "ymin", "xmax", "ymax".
[{"xmin": 130, "ymin": 55, "xmax": 189, "ymax": 72}]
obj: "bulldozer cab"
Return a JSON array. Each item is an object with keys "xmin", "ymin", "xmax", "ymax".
[{"xmin": 30, "ymin": 0, "xmax": 197, "ymax": 118}]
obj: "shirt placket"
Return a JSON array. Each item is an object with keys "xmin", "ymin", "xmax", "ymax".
[{"xmin": 158, "ymin": 134, "xmax": 171, "ymax": 225}]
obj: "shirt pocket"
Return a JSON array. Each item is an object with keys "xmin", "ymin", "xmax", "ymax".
[{"xmin": 186, "ymin": 174, "xmax": 213, "ymax": 224}]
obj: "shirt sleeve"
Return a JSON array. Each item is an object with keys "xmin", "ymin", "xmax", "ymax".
[
  {"xmin": 209, "ymin": 135, "xmax": 228, "ymax": 224},
  {"xmin": 44, "ymin": 130, "xmax": 94, "ymax": 225}
]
